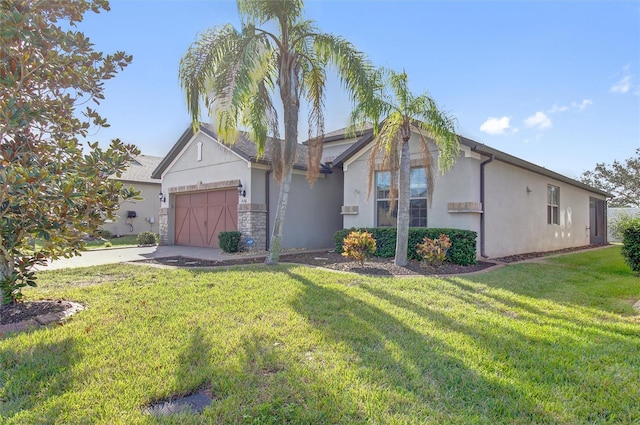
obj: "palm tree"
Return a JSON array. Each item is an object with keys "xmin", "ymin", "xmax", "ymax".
[
  {"xmin": 351, "ymin": 68, "xmax": 459, "ymax": 266},
  {"xmin": 179, "ymin": 0, "xmax": 371, "ymax": 264}
]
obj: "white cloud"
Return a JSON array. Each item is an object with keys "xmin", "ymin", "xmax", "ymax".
[
  {"xmin": 572, "ymin": 99, "xmax": 593, "ymax": 111},
  {"xmin": 611, "ymin": 75, "xmax": 631, "ymax": 93},
  {"xmin": 611, "ymin": 65, "xmax": 634, "ymax": 94},
  {"xmin": 548, "ymin": 104, "xmax": 569, "ymax": 113},
  {"xmin": 480, "ymin": 116, "xmax": 511, "ymax": 135},
  {"xmin": 524, "ymin": 112, "xmax": 552, "ymax": 130}
]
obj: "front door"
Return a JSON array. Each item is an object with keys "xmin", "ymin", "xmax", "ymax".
[{"xmin": 589, "ymin": 197, "xmax": 606, "ymax": 245}]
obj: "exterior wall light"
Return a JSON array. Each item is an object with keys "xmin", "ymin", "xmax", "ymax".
[
  {"xmin": 237, "ymin": 182, "xmax": 246, "ymax": 198},
  {"xmin": 158, "ymin": 192, "xmax": 166, "ymax": 202}
]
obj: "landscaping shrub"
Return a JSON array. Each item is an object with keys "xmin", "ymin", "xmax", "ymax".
[
  {"xmin": 137, "ymin": 232, "xmax": 159, "ymax": 246},
  {"xmin": 334, "ymin": 227, "xmax": 477, "ymax": 265},
  {"xmin": 622, "ymin": 222, "xmax": 640, "ymax": 274},
  {"xmin": 416, "ymin": 234, "xmax": 452, "ymax": 267},
  {"xmin": 219, "ymin": 231, "xmax": 243, "ymax": 253},
  {"xmin": 341, "ymin": 231, "xmax": 377, "ymax": 267}
]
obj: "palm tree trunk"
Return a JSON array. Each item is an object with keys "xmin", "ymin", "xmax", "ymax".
[
  {"xmin": 394, "ymin": 137, "xmax": 411, "ymax": 266},
  {"xmin": 266, "ymin": 63, "xmax": 300, "ymax": 265},
  {"xmin": 265, "ymin": 159, "xmax": 293, "ymax": 264}
]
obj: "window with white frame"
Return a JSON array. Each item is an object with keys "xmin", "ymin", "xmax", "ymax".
[
  {"xmin": 547, "ymin": 185, "xmax": 559, "ymax": 225},
  {"xmin": 376, "ymin": 168, "xmax": 428, "ymax": 227}
]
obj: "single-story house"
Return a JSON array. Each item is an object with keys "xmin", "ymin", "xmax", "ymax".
[
  {"xmin": 151, "ymin": 123, "xmax": 609, "ymax": 258},
  {"xmin": 102, "ymin": 155, "xmax": 163, "ymax": 237}
]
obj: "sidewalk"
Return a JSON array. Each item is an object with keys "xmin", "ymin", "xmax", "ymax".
[{"xmin": 43, "ymin": 245, "xmax": 237, "ymax": 270}]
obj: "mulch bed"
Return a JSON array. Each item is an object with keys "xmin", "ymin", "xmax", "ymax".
[
  {"xmin": 0, "ymin": 300, "xmax": 71, "ymax": 325},
  {"xmin": 493, "ymin": 244, "xmax": 606, "ymax": 263},
  {"xmin": 141, "ymin": 251, "xmax": 497, "ymax": 277}
]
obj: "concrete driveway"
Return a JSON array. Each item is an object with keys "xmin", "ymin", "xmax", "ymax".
[{"xmin": 43, "ymin": 245, "xmax": 240, "ymax": 270}]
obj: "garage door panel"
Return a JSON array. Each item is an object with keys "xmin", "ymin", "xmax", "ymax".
[
  {"xmin": 175, "ymin": 205, "xmax": 190, "ymax": 245},
  {"xmin": 174, "ymin": 189, "xmax": 238, "ymax": 248}
]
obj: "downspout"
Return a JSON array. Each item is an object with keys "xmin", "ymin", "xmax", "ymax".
[
  {"xmin": 480, "ymin": 153, "xmax": 494, "ymax": 258},
  {"xmin": 265, "ymin": 169, "xmax": 271, "ymax": 250}
]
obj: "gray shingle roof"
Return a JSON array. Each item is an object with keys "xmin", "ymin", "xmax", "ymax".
[{"xmin": 113, "ymin": 155, "xmax": 163, "ymax": 183}]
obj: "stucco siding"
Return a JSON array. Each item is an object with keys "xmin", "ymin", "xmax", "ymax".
[
  {"xmin": 342, "ymin": 136, "xmax": 482, "ymax": 235},
  {"xmin": 269, "ymin": 171, "xmax": 344, "ymax": 249},
  {"xmin": 483, "ymin": 159, "xmax": 604, "ymax": 257},
  {"xmin": 322, "ymin": 136, "xmax": 361, "ymax": 163},
  {"xmin": 102, "ymin": 180, "xmax": 161, "ymax": 236},
  {"xmin": 160, "ymin": 133, "xmax": 252, "ymax": 246},
  {"xmin": 161, "ymin": 134, "xmax": 252, "ymax": 202}
]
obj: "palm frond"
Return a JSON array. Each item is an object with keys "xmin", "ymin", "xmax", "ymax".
[
  {"xmin": 179, "ymin": 24, "xmax": 238, "ymax": 132},
  {"xmin": 237, "ymin": 0, "xmax": 304, "ymax": 27}
]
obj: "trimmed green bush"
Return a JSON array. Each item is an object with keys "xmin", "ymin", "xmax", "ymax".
[
  {"xmin": 137, "ymin": 232, "xmax": 159, "ymax": 246},
  {"xmin": 219, "ymin": 231, "xmax": 243, "ymax": 253},
  {"xmin": 621, "ymin": 223, "xmax": 640, "ymax": 274},
  {"xmin": 334, "ymin": 227, "xmax": 477, "ymax": 265}
]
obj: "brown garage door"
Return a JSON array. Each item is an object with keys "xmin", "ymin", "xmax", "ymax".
[{"xmin": 174, "ymin": 189, "xmax": 238, "ymax": 248}]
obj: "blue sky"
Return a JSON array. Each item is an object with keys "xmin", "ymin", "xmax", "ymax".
[{"xmin": 78, "ymin": 0, "xmax": 639, "ymax": 179}]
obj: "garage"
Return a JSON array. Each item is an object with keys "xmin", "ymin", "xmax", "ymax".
[{"xmin": 174, "ymin": 189, "xmax": 238, "ymax": 248}]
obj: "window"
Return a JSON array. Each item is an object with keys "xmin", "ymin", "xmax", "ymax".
[
  {"xmin": 376, "ymin": 168, "xmax": 427, "ymax": 227},
  {"xmin": 547, "ymin": 185, "xmax": 559, "ymax": 225}
]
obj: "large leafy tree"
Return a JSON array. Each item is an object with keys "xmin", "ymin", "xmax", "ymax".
[
  {"xmin": 580, "ymin": 149, "xmax": 640, "ymax": 207},
  {"xmin": 351, "ymin": 69, "xmax": 459, "ymax": 266},
  {"xmin": 179, "ymin": 0, "xmax": 371, "ymax": 264},
  {"xmin": 0, "ymin": 0, "xmax": 139, "ymax": 303}
]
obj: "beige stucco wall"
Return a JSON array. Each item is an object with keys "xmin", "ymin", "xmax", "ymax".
[
  {"xmin": 483, "ymin": 159, "xmax": 605, "ymax": 258},
  {"xmin": 102, "ymin": 180, "xmax": 161, "ymax": 236},
  {"xmin": 340, "ymin": 132, "xmax": 606, "ymax": 258},
  {"xmin": 161, "ymin": 132, "xmax": 252, "ymax": 202},
  {"xmin": 321, "ymin": 135, "xmax": 361, "ymax": 163},
  {"xmin": 341, "ymin": 135, "xmax": 482, "ymax": 235}
]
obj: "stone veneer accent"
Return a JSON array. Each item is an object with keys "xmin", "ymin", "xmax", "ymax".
[
  {"xmin": 237, "ymin": 203, "xmax": 268, "ymax": 251},
  {"xmin": 158, "ymin": 207, "xmax": 169, "ymax": 245}
]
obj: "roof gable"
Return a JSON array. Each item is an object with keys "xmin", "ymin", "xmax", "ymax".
[{"xmin": 152, "ymin": 123, "xmax": 310, "ymax": 179}]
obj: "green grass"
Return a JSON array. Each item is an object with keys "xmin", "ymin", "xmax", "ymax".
[
  {"xmin": 1, "ymin": 246, "xmax": 639, "ymax": 424},
  {"xmin": 84, "ymin": 235, "xmax": 139, "ymax": 250}
]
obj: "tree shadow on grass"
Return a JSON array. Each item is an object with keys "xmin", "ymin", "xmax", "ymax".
[
  {"xmin": 284, "ymin": 269, "xmax": 561, "ymax": 424},
  {"xmin": 358, "ymin": 278, "xmax": 640, "ymax": 423},
  {"xmin": 158, "ymin": 323, "xmax": 362, "ymax": 423},
  {"xmin": 0, "ymin": 336, "xmax": 79, "ymax": 424}
]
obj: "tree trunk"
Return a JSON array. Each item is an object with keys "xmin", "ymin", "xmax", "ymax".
[
  {"xmin": 266, "ymin": 61, "xmax": 300, "ymax": 265},
  {"xmin": 394, "ymin": 136, "xmax": 411, "ymax": 266},
  {"xmin": 0, "ymin": 258, "xmax": 14, "ymax": 304},
  {"xmin": 266, "ymin": 158, "xmax": 294, "ymax": 264}
]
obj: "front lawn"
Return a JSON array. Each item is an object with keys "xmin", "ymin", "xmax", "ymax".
[{"xmin": 1, "ymin": 246, "xmax": 639, "ymax": 424}]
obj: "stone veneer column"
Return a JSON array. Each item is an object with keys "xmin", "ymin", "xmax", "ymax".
[
  {"xmin": 158, "ymin": 207, "xmax": 169, "ymax": 245},
  {"xmin": 237, "ymin": 203, "xmax": 267, "ymax": 251}
]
